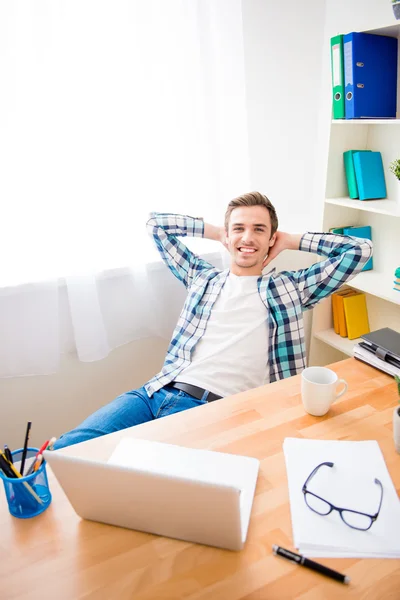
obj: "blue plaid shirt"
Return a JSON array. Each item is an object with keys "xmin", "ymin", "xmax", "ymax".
[{"xmin": 144, "ymin": 213, "xmax": 373, "ymax": 396}]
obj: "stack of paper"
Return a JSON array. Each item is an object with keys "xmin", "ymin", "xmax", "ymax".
[
  {"xmin": 283, "ymin": 438, "xmax": 400, "ymax": 558},
  {"xmin": 353, "ymin": 344, "xmax": 400, "ymax": 378}
]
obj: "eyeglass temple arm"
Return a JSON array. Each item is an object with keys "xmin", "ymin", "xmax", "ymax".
[
  {"xmin": 373, "ymin": 478, "xmax": 384, "ymax": 517},
  {"xmin": 302, "ymin": 461, "xmax": 334, "ymax": 490}
]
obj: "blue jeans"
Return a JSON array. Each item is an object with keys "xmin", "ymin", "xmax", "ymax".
[{"xmin": 53, "ymin": 385, "xmax": 208, "ymax": 450}]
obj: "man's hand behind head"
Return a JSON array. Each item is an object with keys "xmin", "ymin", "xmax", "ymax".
[{"xmin": 262, "ymin": 232, "xmax": 302, "ymax": 269}]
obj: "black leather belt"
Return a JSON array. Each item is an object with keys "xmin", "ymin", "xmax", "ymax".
[{"xmin": 168, "ymin": 381, "xmax": 222, "ymax": 403}]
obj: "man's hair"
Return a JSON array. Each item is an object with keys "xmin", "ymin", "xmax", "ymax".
[{"xmin": 224, "ymin": 191, "xmax": 278, "ymax": 236}]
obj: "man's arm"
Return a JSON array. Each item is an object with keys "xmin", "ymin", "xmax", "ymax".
[
  {"xmin": 203, "ymin": 222, "xmax": 226, "ymax": 246},
  {"xmin": 262, "ymin": 232, "xmax": 302, "ymax": 268},
  {"xmin": 265, "ymin": 231, "xmax": 373, "ymax": 310},
  {"xmin": 147, "ymin": 213, "xmax": 220, "ymax": 288}
]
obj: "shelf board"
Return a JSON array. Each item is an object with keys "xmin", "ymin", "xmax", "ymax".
[
  {"xmin": 325, "ymin": 197, "xmax": 400, "ymax": 217},
  {"xmin": 314, "ymin": 328, "xmax": 359, "ymax": 357},
  {"xmin": 364, "ymin": 23, "xmax": 400, "ymax": 38},
  {"xmin": 348, "ymin": 271, "xmax": 400, "ymax": 306},
  {"xmin": 331, "ymin": 119, "xmax": 400, "ymax": 125}
]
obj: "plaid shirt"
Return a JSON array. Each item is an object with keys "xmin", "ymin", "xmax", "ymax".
[{"xmin": 144, "ymin": 213, "xmax": 373, "ymax": 396}]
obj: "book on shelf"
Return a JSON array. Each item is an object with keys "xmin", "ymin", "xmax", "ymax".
[
  {"xmin": 354, "ymin": 346, "xmax": 400, "ymax": 377},
  {"xmin": 332, "ymin": 288, "xmax": 357, "ymax": 336},
  {"xmin": 361, "ymin": 328, "xmax": 400, "ymax": 362},
  {"xmin": 343, "ymin": 150, "xmax": 371, "ymax": 199},
  {"xmin": 330, "ymin": 35, "xmax": 345, "ymax": 119},
  {"xmin": 343, "ymin": 32, "xmax": 398, "ymax": 119},
  {"xmin": 329, "ymin": 226, "xmax": 353, "ymax": 234},
  {"xmin": 352, "ymin": 152, "xmax": 387, "ymax": 200},
  {"xmin": 332, "ymin": 289, "xmax": 370, "ymax": 339},
  {"xmin": 343, "ymin": 150, "xmax": 386, "ymax": 201},
  {"xmin": 343, "ymin": 292, "xmax": 370, "ymax": 340},
  {"xmin": 353, "ymin": 327, "xmax": 400, "ymax": 378}
]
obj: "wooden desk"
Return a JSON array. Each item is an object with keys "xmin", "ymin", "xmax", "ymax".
[{"xmin": 1, "ymin": 358, "xmax": 400, "ymax": 599}]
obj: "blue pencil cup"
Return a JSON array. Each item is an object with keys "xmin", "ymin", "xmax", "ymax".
[{"xmin": 0, "ymin": 447, "xmax": 52, "ymax": 518}]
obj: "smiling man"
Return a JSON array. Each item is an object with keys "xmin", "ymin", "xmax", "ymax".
[{"xmin": 53, "ymin": 192, "xmax": 373, "ymax": 449}]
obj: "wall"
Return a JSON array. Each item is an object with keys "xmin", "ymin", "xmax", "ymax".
[
  {"xmin": 240, "ymin": 0, "xmax": 330, "ymax": 366},
  {"xmin": 324, "ymin": 0, "xmax": 392, "ymax": 35},
  {"xmin": 1, "ymin": 0, "xmax": 345, "ymax": 450},
  {"xmin": 241, "ymin": 0, "xmax": 327, "ymax": 233},
  {"xmin": 1, "ymin": 337, "xmax": 169, "ymax": 450}
]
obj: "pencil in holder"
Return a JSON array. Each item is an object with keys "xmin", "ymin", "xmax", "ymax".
[{"xmin": 0, "ymin": 447, "xmax": 52, "ymax": 519}]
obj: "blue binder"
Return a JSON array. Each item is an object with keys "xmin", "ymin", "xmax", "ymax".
[
  {"xmin": 343, "ymin": 32, "xmax": 398, "ymax": 119},
  {"xmin": 352, "ymin": 151, "xmax": 387, "ymax": 200},
  {"xmin": 343, "ymin": 225, "xmax": 373, "ymax": 271}
]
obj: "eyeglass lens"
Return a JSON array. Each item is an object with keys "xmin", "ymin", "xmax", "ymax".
[{"xmin": 304, "ymin": 492, "xmax": 373, "ymax": 530}]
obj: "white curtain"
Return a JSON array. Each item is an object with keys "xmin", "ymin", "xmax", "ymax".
[{"xmin": 0, "ymin": 0, "xmax": 249, "ymax": 377}]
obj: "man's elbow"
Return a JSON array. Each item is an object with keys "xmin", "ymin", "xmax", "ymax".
[
  {"xmin": 361, "ymin": 238, "xmax": 373, "ymax": 258},
  {"xmin": 146, "ymin": 213, "xmax": 158, "ymax": 230},
  {"xmin": 357, "ymin": 238, "xmax": 373, "ymax": 268}
]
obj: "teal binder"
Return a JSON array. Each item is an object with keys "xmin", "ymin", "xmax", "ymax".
[
  {"xmin": 353, "ymin": 151, "xmax": 387, "ymax": 200},
  {"xmin": 343, "ymin": 225, "xmax": 373, "ymax": 271},
  {"xmin": 343, "ymin": 150, "xmax": 371, "ymax": 199}
]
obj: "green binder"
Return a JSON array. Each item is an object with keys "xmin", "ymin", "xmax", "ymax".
[
  {"xmin": 330, "ymin": 35, "xmax": 345, "ymax": 119},
  {"xmin": 343, "ymin": 150, "xmax": 371, "ymax": 199}
]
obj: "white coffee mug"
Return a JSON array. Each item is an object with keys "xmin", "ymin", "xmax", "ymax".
[{"xmin": 301, "ymin": 366, "xmax": 348, "ymax": 416}]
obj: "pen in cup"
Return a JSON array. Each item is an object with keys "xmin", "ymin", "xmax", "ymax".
[
  {"xmin": 0, "ymin": 454, "xmax": 15, "ymax": 478},
  {"xmin": 26, "ymin": 437, "xmax": 56, "ymax": 475},
  {"xmin": 33, "ymin": 455, "xmax": 43, "ymax": 473},
  {"xmin": 36, "ymin": 439, "xmax": 50, "ymax": 458},
  {"xmin": 272, "ymin": 545, "xmax": 350, "ymax": 585},
  {"xmin": 26, "ymin": 454, "xmax": 42, "ymax": 476},
  {"xmin": 0, "ymin": 450, "xmax": 43, "ymax": 504},
  {"xmin": 47, "ymin": 437, "xmax": 57, "ymax": 450},
  {"xmin": 4, "ymin": 445, "xmax": 13, "ymax": 464},
  {"xmin": 20, "ymin": 421, "xmax": 32, "ymax": 476}
]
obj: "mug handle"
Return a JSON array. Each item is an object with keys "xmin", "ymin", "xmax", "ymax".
[{"xmin": 335, "ymin": 378, "xmax": 348, "ymax": 400}]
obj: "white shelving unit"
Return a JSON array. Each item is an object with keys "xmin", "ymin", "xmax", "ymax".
[
  {"xmin": 325, "ymin": 197, "xmax": 400, "ymax": 217},
  {"xmin": 332, "ymin": 119, "xmax": 400, "ymax": 126},
  {"xmin": 309, "ymin": 21, "xmax": 400, "ymax": 367},
  {"xmin": 314, "ymin": 328, "xmax": 361, "ymax": 357}
]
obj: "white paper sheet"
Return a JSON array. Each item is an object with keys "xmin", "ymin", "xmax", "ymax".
[{"xmin": 283, "ymin": 438, "xmax": 400, "ymax": 558}]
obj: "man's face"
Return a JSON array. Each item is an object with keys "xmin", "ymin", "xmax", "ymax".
[{"xmin": 226, "ymin": 205, "xmax": 276, "ymax": 276}]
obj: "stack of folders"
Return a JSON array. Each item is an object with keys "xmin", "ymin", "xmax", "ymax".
[
  {"xmin": 330, "ymin": 32, "xmax": 397, "ymax": 119},
  {"xmin": 343, "ymin": 150, "xmax": 386, "ymax": 200},
  {"xmin": 284, "ymin": 438, "xmax": 400, "ymax": 558},
  {"xmin": 329, "ymin": 225, "xmax": 373, "ymax": 271},
  {"xmin": 332, "ymin": 287, "xmax": 370, "ymax": 340},
  {"xmin": 353, "ymin": 327, "xmax": 400, "ymax": 378}
]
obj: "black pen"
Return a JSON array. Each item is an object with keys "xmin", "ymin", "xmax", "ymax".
[
  {"xmin": 272, "ymin": 545, "xmax": 350, "ymax": 585},
  {"xmin": 20, "ymin": 421, "xmax": 32, "ymax": 476},
  {"xmin": 0, "ymin": 453, "xmax": 16, "ymax": 478},
  {"xmin": 4, "ymin": 445, "xmax": 13, "ymax": 464}
]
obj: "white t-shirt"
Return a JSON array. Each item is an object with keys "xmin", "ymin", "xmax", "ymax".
[{"xmin": 175, "ymin": 273, "xmax": 269, "ymax": 397}]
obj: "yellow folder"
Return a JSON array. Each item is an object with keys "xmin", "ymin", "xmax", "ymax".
[
  {"xmin": 332, "ymin": 288, "xmax": 358, "ymax": 336},
  {"xmin": 343, "ymin": 292, "xmax": 370, "ymax": 340}
]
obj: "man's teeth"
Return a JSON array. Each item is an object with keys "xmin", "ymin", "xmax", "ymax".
[{"xmin": 239, "ymin": 248, "xmax": 256, "ymax": 253}]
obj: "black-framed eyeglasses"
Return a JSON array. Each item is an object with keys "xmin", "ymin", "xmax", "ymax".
[{"xmin": 302, "ymin": 461, "xmax": 383, "ymax": 531}]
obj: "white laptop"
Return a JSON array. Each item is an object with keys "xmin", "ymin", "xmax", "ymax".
[{"xmin": 44, "ymin": 438, "xmax": 260, "ymax": 551}]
